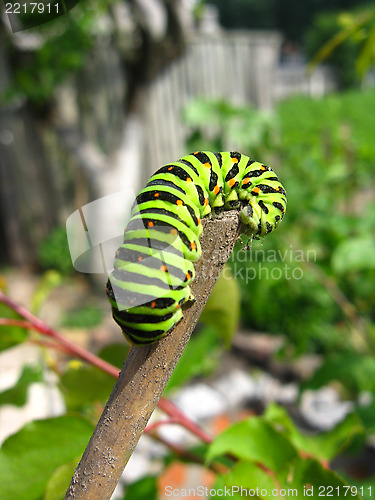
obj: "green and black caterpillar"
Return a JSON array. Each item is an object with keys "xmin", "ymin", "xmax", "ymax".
[{"xmin": 106, "ymin": 151, "xmax": 286, "ymax": 345}]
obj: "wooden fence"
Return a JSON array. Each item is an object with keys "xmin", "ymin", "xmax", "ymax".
[
  {"xmin": 143, "ymin": 31, "xmax": 283, "ymax": 174},
  {"xmin": 0, "ymin": 30, "xmax": 337, "ymax": 265}
]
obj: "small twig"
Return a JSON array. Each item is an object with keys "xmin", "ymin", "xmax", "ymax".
[
  {"xmin": 0, "ymin": 291, "xmax": 120, "ymax": 378},
  {"xmin": 0, "ymin": 319, "xmax": 75, "ymax": 355},
  {"xmin": 29, "ymin": 338, "xmax": 74, "ymax": 355},
  {"xmin": 0, "ymin": 318, "xmax": 33, "ymax": 328},
  {"xmin": 64, "ymin": 211, "xmax": 242, "ymax": 499},
  {"xmin": 157, "ymin": 396, "xmax": 212, "ymax": 444},
  {"xmin": 144, "ymin": 418, "xmax": 182, "ymax": 433}
]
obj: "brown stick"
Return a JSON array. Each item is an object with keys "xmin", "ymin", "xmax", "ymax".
[{"xmin": 64, "ymin": 211, "xmax": 242, "ymax": 499}]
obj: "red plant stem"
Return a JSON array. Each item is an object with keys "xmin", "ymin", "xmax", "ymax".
[
  {"xmin": 158, "ymin": 396, "xmax": 212, "ymax": 443},
  {"xmin": 0, "ymin": 291, "xmax": 119, "ymax": 378},
  {"xmin": 0, "ymin": 318, "xmax": 34, "ymax": 328},
  {"xmin": 144, "ymin": 414, "xmax": 212, "ymax": 446},
  {"xmin": 0, "ymin": 291, "xmax": 213, "ymax": 444},
  {"xmin": 30, "ymin": 338, "xmax": 74, "ymax": 355},
  {"xmin": 144, "ymin": 418, "xmax": 181, "ymax": 433}
]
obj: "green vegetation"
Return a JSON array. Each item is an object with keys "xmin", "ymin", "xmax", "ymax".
[
  {"xmin": 184, "ymin": 89, "xmax": 375, "ymax": 386},
  {"xmin": 305, "ymin": 11, "xmax": 362, "ymax": 88},
  {"xmin": 2, "ymin": 0, "xmax": 112, "ymax": 106},
  {"xmin": 207, "ymin": 0, "xmax": 373, "ymax": 42},
  {"xmin": 2, "ymin": 87, "xmax": 375, "ymax": 498},
  {"xmin": 308, "ymin": 6, "xmax": 375, "ymax": 83},
  {"xmin": 37, "ymin": 226, "xmax": 74, "ymax": 275},
  {"xmin": 60, "ymin": 304, "xmax": 103, "ymax": 328}
]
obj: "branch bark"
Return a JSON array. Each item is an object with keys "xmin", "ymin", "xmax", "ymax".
[{"xmin": 64, "ymin": 211, "xmax": 242, "ymax": 499}]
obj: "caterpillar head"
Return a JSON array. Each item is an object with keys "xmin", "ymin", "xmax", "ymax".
[{"xmin": 240, "ymin": 196, "xmax": 286, "ymax": 238}]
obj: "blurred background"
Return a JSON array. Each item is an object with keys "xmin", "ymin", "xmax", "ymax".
[{"xmin": 1, "ymin": 0, "xmax": 375, "ymax": 498}]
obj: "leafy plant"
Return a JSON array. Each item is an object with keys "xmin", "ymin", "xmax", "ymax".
[
  {"xmin": 2, "ymin": 86, "xmax": 375, "ymax": 499},
  {"xmin": 2, "ymin": 0, "xmax": 112, "ymax": 106},
  {"xmin": 0, "ymin": 266, "xmax": 370, "ymax": 499},
  {"xmin": 182, "ymin": 90, "xmax": 375, "ymax": 384},
  {"xmin": 60, "ymin": 304, "xmax": 103, "ymax": 328},
  {"xmin": 207, "ymin": 404, "xmax": 363, "ymax": 498},
  {"xmin": 183, "ymin": 98, "xmax": 278, "ymax": 162},
  {"xmin": 37, "ymin": 226, "xmax": 74, "ymax": 275},
  {"xmin": 308, "ymin": 7, "xmax": 375, "ymax": 81},
  {"xmin": 305, "ymin": 10, "xmax": 362, "ymax": 88},
  {"xmin": 0, "ymin": 416, "xmax": 94, "ymax": 500}
]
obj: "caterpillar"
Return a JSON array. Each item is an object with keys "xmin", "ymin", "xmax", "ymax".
[{"xmin": 106, "ymin": 151, "xmax": 286, "ymax": 345}]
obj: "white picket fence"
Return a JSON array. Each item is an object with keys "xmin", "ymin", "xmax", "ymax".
[
  {"xmin": 0, "ymin": 30, "xmax": 337, "ymax": 265},
  {"xmin": 143, "ymin": 31, "xmax": 337, "ymax": 174}
]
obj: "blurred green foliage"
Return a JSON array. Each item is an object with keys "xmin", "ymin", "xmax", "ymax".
[
  {"xmin": 165, "ymin": 325, "xmax": 222, "ymax": 394},
  {"xmin": 0, "ymin": 415, "xmax": 94, "ymax": 500},
  {"xmin": 123, "ymin": 475, "xmax": 158, "ymax": 500},
  {"xmin": 60, "ymin": 304, "xmax": 103, "ymax": 328},
  {"xmin": 43, "ymin": 456, "xmax": 80, "ymax": 500},
  {"xmin": 0, "ymin": 365, "xmax": 43, "ymax": 407},
  {"xmin": 183, "ymin": 89, "xmax": 375, "ymax": 383},
  {"xmin": 308, "ymin": 7, "xmax": 375, "ymax": 83},
  {"xmin": 31, "ymin": 270, "xmax": 63, "ymax": 314},
  {"xmin": 0, "ymin": 301, "xmax": 28, "ymax": 351},
  {"xmin": 37, "ymin": 226, "xmax": 73, "ymax": 275},
  {"xmin": 60, "ymin": 362, "xmax": 114, "ymax": 412},
  {"xmin": 184, "ymin": 98, "xmax": 277, "ymax": 161},
  {"xmin": 200, "ymin": 264, "xmax": 241, "ymax": 347},
  {"xmin": 208, "ymin": 0, "xmax": 373, "ymax": 42},
  {"xmin": 208, "ymin": 404, "xmax": 364, "ymax": 499},
  {"xmin": 2, "ymin": 80, "xmax": 375, "ymax": 498},
  {"xmin": 3, "ymin": 0, "xmax": 112, "ymax": 106},
  {"xmin": 305, "ymin": 11, "xmax": 361, "ymax": 88}
]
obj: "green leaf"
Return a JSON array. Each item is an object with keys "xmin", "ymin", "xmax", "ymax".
[
  {"xmin": 164, "ymin": 326, "xmax": 220, "ymax": 394},
  {"xmin": 0, "ymin": 303, "xmax": 28, "ymax": 351},
  {"xmin": 200, "ymin": 265, "xmax": 240, "ymax": 346},
  {"xmin": 308, "ymin": 10, "xmax": 371, "ymax": 72},
  {"xmin": 37, "ymin": 226, "xmax": 74, "ymax": 275},
  {"xmin": 303, "ymin": 352, "xmax": 375, "ymax": 394},
  {"xmin": 98, "ymin": 342, "xmax": 130, "ymax": 369},
  {"xmin": 264, "ymin": 403, "xmax": 364, "ymax": 462},
  {"xmin": 183, "ymin": 98, "xmax": 235, "ymax": 126},
  {"xmin": 60, "ymin": 363, "xmax": 115, "ymax": 410},
  {"xmin": 340, "ymin": 474, "xmax": 375, "ymax": 500},
  {"xmin": 43, "ymin": 456, "xmax": 80, "ymax": 500},
  {"xmin": 0, "ymin": 415, "xmax": 94, "ymax": 500},
  {"xmin": 357, "ymin": 22, "xmax": 375, "ymax": 76},
  {"xmin": 60, "ymin": 305, "xmax": 103, "ymax": 328},
  {"xmin": 0, "ymin": 365, "xmax": 43, "ymax": 407},
  {"xmin": 223, "ymin": 459, "xmax": 278, "ymax": 494},
  {"xmin": 210, "ymin": 475, "xmax": 243, "ymax": 500},
  {"xmin": 289, "ymin": 457, "xmax": 362, "ymax": 499},
  {"xmin": 206, "ymin": 416, "xmax": 298, "ymax": 471},
  {"xmin": 332, "ymin": 237, "xmax": 375, "ymax": 273},
  {"xmin": 355, "ymin": 402, "xmax": 375, "ymax": 435},
  {"xmin": 123, "ymin": 475, "xmax": 158, "ymax": 500}
]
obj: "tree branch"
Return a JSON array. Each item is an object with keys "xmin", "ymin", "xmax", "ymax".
[
  {"xmin": 0, "ymin": 290, "xmax": 217, "ymax": 442},
  {"xmin": 64, "ymin": 211, "xmax": 242, "ymax": 499}
]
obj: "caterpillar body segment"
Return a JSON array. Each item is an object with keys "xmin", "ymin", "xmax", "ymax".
[{"xmin": 107, "ymin": 151, "xmax": 286, "ymax": 345}]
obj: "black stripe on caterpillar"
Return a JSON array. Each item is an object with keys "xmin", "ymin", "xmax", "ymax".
[{"xmin": 106, "ymin": 151, "xmax": 287, "ymax": 345}]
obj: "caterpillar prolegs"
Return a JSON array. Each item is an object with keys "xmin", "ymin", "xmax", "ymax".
[{"xmin": 106, "ymin": 151, "xmax": 287, "ymax": 345}]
